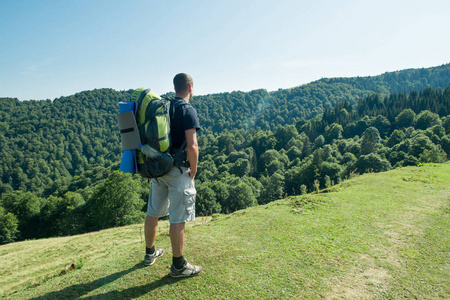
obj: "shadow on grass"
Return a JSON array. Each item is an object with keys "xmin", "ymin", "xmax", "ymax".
[
  {"xmin": 84, "ymin": 274, "xmax": 187, "ymax": 299},
  {"xmin": 30, "ymin": 262, "xmax": 185, "ymax": 300}
]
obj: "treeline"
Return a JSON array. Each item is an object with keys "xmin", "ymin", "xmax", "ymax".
[
  {"xmin": 1, "ymin": 64, "xmax": 449, "ymax": 198},
  {"xmin": 0, "ymin": 170, "xmax": 147, "ymax": 244},
  {"xmin": 305, "ymin": 87, "xmax": 450, "ymax": 141},
  {"xmin": 0, "ymin": 89, "xmax": 126, "ymax": 197},
  {"xmin": 195, "ymin": 63, "xmax": 450, "ymax": 134},
  {"xmin": 319, "ymin": 63, "xmax": 450, "ymax": 94},
  {"xmin": 2, "ymin": 86, "xmax": 449, "ymax": 244}
]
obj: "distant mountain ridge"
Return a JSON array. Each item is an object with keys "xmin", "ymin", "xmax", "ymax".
[
  {"xmin": 194, "ymin": 63, "xmax": 450, "ymax": 133},
  {"xmin": 317, "ymin": 63, "xmax": 450, "ymax": 94}
]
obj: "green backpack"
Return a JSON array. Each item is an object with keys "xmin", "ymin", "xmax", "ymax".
[{"xmin": 131, "ymin": 88, "xmax": 189, "ymax": 178}]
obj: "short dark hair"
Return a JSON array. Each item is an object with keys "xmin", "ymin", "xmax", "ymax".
[{"xmin": 173, "ymin": 73, "xmax": 193, "ymax": 93}]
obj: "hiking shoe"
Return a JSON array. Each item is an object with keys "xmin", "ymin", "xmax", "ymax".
[
  {"xmin": 144, "ymin": 248, "xmax": 164, "ymax": 266},
  {"xmin": 170, "ymin": 261, "xmax": 202, "ymax": 278}
]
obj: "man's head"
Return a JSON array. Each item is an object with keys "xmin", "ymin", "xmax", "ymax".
[{"xmin": 173, "ymin": 73, "xmax": 194, "ymax": 101}]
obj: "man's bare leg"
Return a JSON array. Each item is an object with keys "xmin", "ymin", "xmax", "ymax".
[
  {"xmin": 143, "ymin": 215, "xmax": 164, "ymax": 266},
  {"xmin": 169, "ymin": 221, "xmax": 202, "ymax": 276},
  {"xmin": 145, "ymin": 215, "xmax": 159, "ymax": 248},
  {"xmin": 170, "ymin": 222, "xmax": 185, "ymax": 257}
]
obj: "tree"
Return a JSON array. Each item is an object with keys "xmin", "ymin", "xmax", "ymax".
[
  {"xmin": 324, "ymin": 123, "xmax": 343, "ymax": 143},
  {"xmin": 341, "ymin": 152, "xmax": 357, "ymax": 165},
  {"xmin": 419, "ymin": 145, "xmax": 447, "ymax": 163},
  {"xmin": 301, "ymin": 135, "xmax": 312, "ymax": 158},
  {"xmin": 259, "ymin": 171, "xmax": 285, "ymax": 204},
  {"xmin": 442, "ymin": 116, "xmax": 450, "ymax": 134},
  {"xmin": 341, "ymin": 139, "xmax": 361, "ymax": 156},
  {"xmin": 274, "ymin": 125, "xmax": 298, "ymax": 150},
  {"xmin": 38, "ymin": 192, "xmax": 87, "ymax": 237},
  {"xmin": 409, "ymin": 134, "xmax": 433, "ymax": 157},
  {"xmin": 210, "ymin": 181, "xmax": 230, "ymax": 212},
  {"xmin": 86, "ymin": 171, "xmax": 145, "ymax": 230},
  {"xmin": 386, "ymin": 130, "xmax": 405, "ymax": 148},
  {"xmin": 314, "ymin": 135, "xmax": 325, "ymax": 148},
  {"xmin": 387, "ymin": 150, "xmax": 407, "ymax": 167},
  {"xmin": 286, "ymin": 146, "xmax": 302, "ymax": 161},
  {"xmin": 39, "ymin": 196, "xmax": 64, "ymax": 237},
  {"xmin": 343, "ymin": 122, "xmax": 358, "ymax": 138},
  {"xmin": 371, "ymin": 115, "xmax": 391, "ymax": 138},
  {"xmin": 360, "ymin": 127, "xmax": 381, "ymax": 155},
  {"xmin": 0, "ymin": 191, "xmax": 42, "ymax": 239},
  {"xmin": 0, "ymin": 206, "xmax": 19, "ymax": 244},
  {"xmin": 355, "ymin": 153, "xmax": 392, "ymax": 173},
  {"xmin": 395, "ymin": 109, "xmax": 416, "ymax": 129},
  {"xmin": 320, "ymin": 161, "xmax": 342, "ymax": 186},
  {"xmin": 240, "ymin": 176, "xmax": 262, "ymax": 200},
  {"xmin": 258, "ymin": 149, "xmax": 288, "ymax": 175},
  {"xmin": 227, "ymin": 181, "xmax": 257, "ymax": 212},
  {"xmin": 59, "ymin": 192, "xmax": 86, "ymax": 235},
  {"xmin": 196, "ymin": 183, "xmax": 221, "ymax": 216},
  {"xmin": 415, "ymin": 110, "xmax": 441, "ymax": 130},
  {"xmin": 230, "ymin": 158, "xmax": 252, "ymax": 177},
  {"xmin": 252, "ymin": 131, "xmax": 277, "ymax": 157},
  {"xmin": 403, "ymin": 155, "xmax": 419, "ymax": 166},
  {"xmin": 441, "ymin": 135, "xmax": 450, "ymax": 157},
  {"xmin": 295, "ymin": 118, "xmax": 310, "ymax": 134},
  {"xmin": 227, "ymin": 151, "xmax": 249, "ymax": 163}
]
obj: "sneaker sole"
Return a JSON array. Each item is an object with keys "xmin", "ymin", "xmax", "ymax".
[
  {"xmin": 144, "ymin": 260, "xmax": 156, "ymax": 266},
  {"xmin": 169, "ymin": 272, "xmax": 201, "ymax": 278},
  {"xmin": 144, "ymin": 256, "xmax": 162, "ymax": 266}
]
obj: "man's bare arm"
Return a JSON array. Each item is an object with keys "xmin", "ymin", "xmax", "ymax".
[{"xmin": 185, "ymin": 128, "xmax": 198, "ymax": 179}]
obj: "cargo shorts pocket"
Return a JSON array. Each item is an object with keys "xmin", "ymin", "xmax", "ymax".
[{"xmin": 183, "ymin": 180, "xmax": 196, "ymax": 217}]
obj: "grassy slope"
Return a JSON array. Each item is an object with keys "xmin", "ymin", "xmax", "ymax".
[{"xmin": 1, "ymin": 163, "xmax": 449, "ymax": 299}]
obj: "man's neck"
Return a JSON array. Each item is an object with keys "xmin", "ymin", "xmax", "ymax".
[{"xmin": 175, "ymin": 93, "xmax": 190, "ymax": 103}]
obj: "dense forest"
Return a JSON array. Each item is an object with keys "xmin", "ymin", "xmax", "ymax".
[{"xmin": 1, "ymin": 64, "xmax": 449, "ymax": 244}]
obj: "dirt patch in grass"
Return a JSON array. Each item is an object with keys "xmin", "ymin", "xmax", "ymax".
[
  {"xmin": 327, "ymin": 183, "xmax": 450, "ymax": 298},
  {"xmin": 328, "ymin": 253, "xmax": 393, "ymax": 299}
]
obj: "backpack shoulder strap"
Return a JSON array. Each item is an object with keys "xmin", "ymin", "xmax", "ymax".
[
  {"xmin": 167, "ymin": 98, "xmax": 192, "ymax": 172},
  {"xmin": 168, "ymin": 97, "xmax": 191, "ymax": 119}
]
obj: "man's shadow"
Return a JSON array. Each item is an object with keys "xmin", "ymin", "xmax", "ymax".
[{"xmin": 31, "ymin": 263, "xmax": 186, "ymax": 300}]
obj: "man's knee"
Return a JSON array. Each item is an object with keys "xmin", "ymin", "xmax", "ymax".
[
  {"xmin": 145, "ymin": 215, "xmax": 159, "ymax": 228},
  {"xmin": 170, "ymin": 222, "xmax": 185, "ymax": 232}
]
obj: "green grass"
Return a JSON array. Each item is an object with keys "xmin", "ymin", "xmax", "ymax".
[{"xmin": 1, "ymin": 163, "xmax": 449, "ymax": 299}]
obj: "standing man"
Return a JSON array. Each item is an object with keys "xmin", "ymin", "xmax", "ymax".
[{"xmin": 144, "ymin": 73, "xmax": 202, "ymax": 277}]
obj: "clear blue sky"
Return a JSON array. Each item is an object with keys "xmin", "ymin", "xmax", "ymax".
[{"xmin": 1, "ymin": 0, "xmax": 449, "ymax": 101}]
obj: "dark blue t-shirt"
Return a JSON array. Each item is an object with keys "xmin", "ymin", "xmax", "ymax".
[{"xmin": 170, "ymin": 97, "xmax": 200, "ymax": 151}]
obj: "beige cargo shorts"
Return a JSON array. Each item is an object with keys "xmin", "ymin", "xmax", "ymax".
[{"xmin": 146, "ymin": 166, "xmax": 196, "ymax": 223}]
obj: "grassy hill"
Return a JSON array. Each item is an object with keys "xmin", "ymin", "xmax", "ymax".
[{"xmin": 1, "ymin": 163, "xmax": 449, "ymax": 299}]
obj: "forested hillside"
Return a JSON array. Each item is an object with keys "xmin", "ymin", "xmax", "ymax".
[
  {"xmin": 0, "ymin": 89, "xmax": 126, "ymax": 196},
  {"xmin": 1, "ymin": 64, "xmax": 449, "ymax": 244},
  {"xmin": 196, "ymin": 63, "xmax": 450, "ymax": 133}
]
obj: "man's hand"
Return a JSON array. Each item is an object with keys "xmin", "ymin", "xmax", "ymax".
[{"xmin": 189, "ymin": 167, "xmax": 197, "ymax": 179}]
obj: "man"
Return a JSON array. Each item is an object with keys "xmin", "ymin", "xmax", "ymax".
[{"xmin": 144, "ymin": 73, "xmax": 202, "ymax": 278}]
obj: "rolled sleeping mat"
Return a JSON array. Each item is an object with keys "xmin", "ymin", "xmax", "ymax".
[
  {"xmin": 119, "ymin": 101, "xmax": 138, "ymax": 173},
  {"xmin": 119, "ymin": 101, "xmax": 138, "ymax": 115},
  {"xmin": 120, "ymin": 149, "xmax": 137, "ymax": 173}
]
